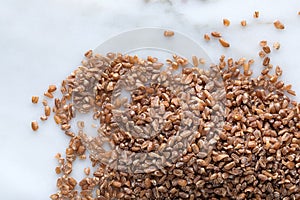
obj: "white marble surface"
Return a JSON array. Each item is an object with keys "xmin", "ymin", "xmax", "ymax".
[{"xmin": 1, "ymin": 0, "xmax": 300, "ymax": 199}]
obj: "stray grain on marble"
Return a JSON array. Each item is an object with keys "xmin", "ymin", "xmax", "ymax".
[
  {"xmin": 31, "ymin": 96, "xmax": 39, "ymax": 104},
  {"xmin": 223, "ymin": 18, "xmax": 230, "ymax": 26},
  {"xmin": 204, "ymin": 33, "xmax": 211, "ymax": 41},
  {"xmin": 44, "ymin": 91, "xmax": 54, "ymax": 98},
  {"xmin": 273, "ymin": 42, "xmax": 280, "ymax": 50},
  {"xmin": 240, "ymin": 20, "xmax": 247, "ymax": 26},
  {"xmin": 273, "ymin": 20, "xmax": 285, "ymax": 29},
  {"xmin": 31, "ymin": 121, "xmax": 39, "ymax": 131},
  {"xmin": 192, "ymin": 55, "xmax": 199, "ymax": 67},
  {"xmin": 219, "ymin": 38, "xmax": 230, "ymax": 47},
  {"xmin": 253, "ymin": 11, "xmax": 259, "ymax": 18},
  {"xmin": 260, "ymin": 40, "xmax": 267, "ymax": 47},
  {"xmin": 199, "ymin": 58, "xmax": 206, "ymax": 65},
  {"xmin": 163, "ymin": 30, "xmax": 174, "ymax": 37},
  {"xmin": 48, "ymin": 85, "xmax": 57, "ymax": 93},
  {"xmin": 211, "ymin": 31, "xmax": 222, "ymax": 38}
]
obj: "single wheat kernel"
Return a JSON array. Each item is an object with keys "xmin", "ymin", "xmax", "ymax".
[
  {"xmin": 204, "ymin": 34, "xmax": 211, "ymax": 41},
  {"xmin": 241, "ymin": 20, "xmax": 247, "ymax": 27},
  {"xmin": 253, "ymin": 11, "xmax": 259, "ymax": 18},
  {"xmin": 84, "ymin": 167, "xmax": 90, "ymax": 176},
  {"xmin": 42, "ymin": 99, "xmax": 48, "ymax": 106},
  {"xmin": 31, "ymin": 96, "xmax": 39, "ymax": 104},
  {"xmin": 223, "ymin": 18, "xmax": 230, "ymax": 26},
  {"xmin": 273, "ymin": 20, "xmax": 285, "ymax": 29},
  {"xmin": 263, "ymin": 46, "xmax": 271, "ymax": 54},
  {"xmin": 243, "ymin": 63, "xmax": 250, "ymax": 71},
  {"xmin": 45, "ymin": 106, "xmax": 51, "ymax": 116},
  {"xmin": 50, "ymin": 194, "xmax": 59, "ymax": 200},
  {"xmin": 263, "ymin": 57, "xmax": 270, "ymax": 66},
  {"xmin": 40, "ymin": 115, "xmax": 48, "ymax": 121},
  {"xmin": 199, "ymin": 58, "xmax": 206, "ymax": 65},
  {"xmin": 54, "ymin": 153, "xmax": 61, "ymax": 159},
  {"xmin": 84, "ymin": 50, "xmax": 93, "ymax": 58},
  {"xmin": 233, "ymin": 113, "xmax": 242, "ymax": 121},
  {"xmin": 219, "ymin": 38, "xmax": 230, "ymax": 47},
  {"xmin": 164, "ymin": 30, "xmax": 174, "ymax": 37},
  {"xmin": 211, "ymin": 31, "xmax": 222, "ymax": 38},
  {"xmin": 54, "ymin": 115, "xmax": 62, "ymax": 124},
  {"xmin": 112, "ymin": 181, "xmax": 122, "ymax": 188},
  {"xmin": 259, "ymin": 50, "xmax": 266, "ymax": 58},
  {"xmin": 31, "ymin": 121, "xmax": 39, "ymax": 131},
  {"xmin": 273, "ymin": 42, "xmax": 280, "ymax": 50},
  {"xmin": 48, "ymin": 85, "xmax": 57, "ymax": 93},
  {"xmin": 287, "ymin": 90, "xmax": 296, "ymax": 96},
  {"xmin": 192, "ymin": 56, "xmax": 199, "ymax": 67},
  {"xmin": 44, "ymin": 91, "xmax": 54, "ymax": 98},
  {"xmin": 260, "ymin": 40, "xmax": 267, "ymax": 47},
  {"xmin": 55, "ymin": 166, "xmax": 61, "ymax": 174}
]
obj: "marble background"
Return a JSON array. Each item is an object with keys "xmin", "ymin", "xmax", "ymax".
[{"xmin": 0, "ymin": 0, "xmax": 300, "ymax": 199}]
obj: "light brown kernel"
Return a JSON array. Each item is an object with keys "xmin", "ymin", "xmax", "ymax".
[
  {"xmin": 48, "ymin": 85, "xmax": 57, "ymax": 93},
  {"xmin": 164, "ymin": 30, "xmax": 174, "ymax": 37},
  {"xmin": 192, "ymin": 55, "xmax": 199, "ymax": 67},
  {"xmin": 31, "ymin": 121, "xmax": 39, "ymax": 131},
  {"xmin": 241, "ymin": 20, "xmax": 247, "ymax": 26},
  {"xmin": 219, "ymin": 38, "xmax": 230, "ymax": 48},
  {"xmin": 204, "ymin": 34, "xmax": 211, "ymax": 41},
  {"xmin": 45, "ymin": 106, "xmax": 51, "ymax": 116},
  {"xmin": 31, "ymin": 96, "xmax": 39, "ymax": 104},
  {"xmin": 273, "ymin": 20, "xmax": 285, "ymax": 29},
  {"xmin": 223, "ymin": 18, "xmax": 230, "ymax": 26},
  {"xmin": 84, "ymin": 167, "xmax": 90, "ymax": 176},
  {"xmin": 260, "ymin": 40, "xmax": 267, "ymax": 47},
  {"xmin": 273, "ymin": 42, "xmax": 280, "ymax": 50},
  {"xmin": 44, "ymin": 91, "xmax": 54, "ymax": 98},
  {"xmin": 211, "ymin": 31, "xmax": 222, "ymax": 38}
]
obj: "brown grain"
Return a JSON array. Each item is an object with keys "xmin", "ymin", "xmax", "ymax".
[
  {"xmin": 263, "ymin": 57, "xmax": 270, "ymax": 66},
  {"xmin": 253, "ymin": 11, "xmax": 259, "ymax": 18},
  {"xmin": 44, "ymin": 91, "xmax": 54, "ymax": 98},
  {"xmin": 31, "ymin": 121, "xmax": 39, "ymax": 131},
  {"xmin": 40, "ymin": 115, "xmax": 48, "ymax": 121},
  {"xmin": 84, "ymin": 167, "xmax": 90, "ymax": 176},
  {"xmin": 54, "ymin": 115, "xmax": 61, "ymax": 124},
  {"xmin": 32, "ymin": 51, "xmax": 300, "ymax": 200},
  {"xmin": 164, "ymin": 30, "xmax": 174, "ymax": 37},
  {"xmin": 219, "ymin": 38, "xmax": 230, "ymax": 47},
  {"xmin": 263, "ymin": 46, "xmax": 271, "ymax": 54},
  {"xmin": 42, "ymin": 99, "xmax": 48, "ymax": 106},
  {"xmin": 199, "ymin": 58, "xmax": 206, "ymax": 64},
  {"xmin": 112, "ymin": 181, "xmax": 122, "ymax": 188},
  {"xmin": 211, "ymin": 31, "xmax": 222, "ymax": 37},
  {"xmin": 45, "ymin": 106, "xmax": 51, "ymax": 116},
  {"xmin": 55, "ymin": 166, "xmax": 61, "ymax": 174},
  {"xmin": 223, "ymin": 18, "xmax": 230, "ymax": 26},
  {"xmin": 259, "ymin": 40, "xmax": 267, "ymax": 47},
  {"xmin": 241, "ymin": 20, "xmax": 247, "ymax": 26},
  {"xmin": 273, "ymin": 20, "xmax": 285, "ymax": 29},
  {"xmin": 259, "ymin": 50, "xmax": 266, "ymax": 58},
  {"xmin": 48, "ymin": 85, "xmax": 57, "ymax": 93},
  {"xmin": 31, "ymin": 96, "xmax": 39, "ymax": 104},
  {"xmin": 192, "ymin": 55, "xmax": 199, "ymax": 67},
  {"xmin": 273, "ymin": 42, "xmax": 280, "ymax": 50},
  {"xmin": 204, "ymin": 33, "xmax": 211, "ymax": 41}
]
